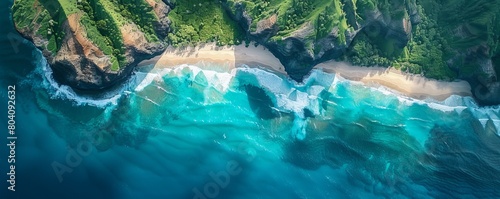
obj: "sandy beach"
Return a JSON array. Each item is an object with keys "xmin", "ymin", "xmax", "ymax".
[
  {"xmin": 315, "ymin": 61, "xmax": 472, "ymax": 100},
  {"xmin": 138, "ymin": 43, "xmax": 472, "ymax": 101},
  {"xmin": 137, "ymin": 42, "xmax": 287, "ymax": 74}
]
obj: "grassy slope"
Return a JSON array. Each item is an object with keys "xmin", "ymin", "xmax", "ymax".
[
  {"xmin": 227, "ymin": 0, "xmax": 348, "ymax": 42},
  {"xmin": 115, "ymin": 0, "xmax": 159, "ymax": 42},
  {"xmin": 167, "ymin": 0, "xmax": 245, "ymax": 47},
  {"xmin": 13, "ymin": 0, "xmax": 500, "ymax": 80},
  {"xmin": 12, "ymin": 0, "xmax": 163, "ymax": 71},
  {"xmin": 88, "ymin": 0, "xmax": 127, "ymax": 70},
  {"xmin": 224, "ymin": 0, "xmax": 499, "ymax": 81},
  {"xmin": 347, "ymin": 0, "xmax": 500, "ymax": 80},
  {"xmin": 12, "ymin": 0, "xmax": 78, "ymax": 53}
]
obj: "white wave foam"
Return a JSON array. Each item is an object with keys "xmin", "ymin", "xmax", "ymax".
[
  {"xmin": 492, "ymin": 119, "xmax": 500, "ymax": 134},
  {"xmin": 239, "ymin": 67, "xmax": 334, "ymax": 118},
  {"xmin": 291, "ymin": 115, "xmax": 307, "ymax": 140},
  {"xmin": 303, "ymin": 69, "xmax": 337, "ymax": 88},
  {"xmin": 479, "ymin": 119, "xmax": 489, "ymax": 128},
  {"xmin": 241, "ymin": 67, "xmax": 500, "ymax": 137},
  {"xmin": 169, "ymin": 65, "xmax": 234, "ymax": 92},
  {"xmin": 34, "ymin": 58, "xmax": 124, "ymax": 108},
  {"xmin": 134, "ymin": 72, "xmax": 159, "ymax": 92},
  {"xmin": 32, "ymin": 57, "xmax": 500, "ymax": 135},
  {"xmin": 239, "ymin": 67, "xmax": 291, "ymax": 94},
  {"xmin": 311, "ymin": 68, "xmax": 500, "ymax": 135}
]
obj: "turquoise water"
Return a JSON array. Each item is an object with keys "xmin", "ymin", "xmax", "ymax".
[{"xmin": 2, "ymin": 1, "xmax": 500, "ymax": 198}]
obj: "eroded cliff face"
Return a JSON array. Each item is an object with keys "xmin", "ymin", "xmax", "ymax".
[
  {"xmin": 13, "ymin": 0, "xmax": 171, "ymax": 90},
  {"xmin": 445, "ymin": 28, "xmax": 500, "ymax": 105},
  {"xmin": 221, "ymin": 0, "xmax": 499, "ymax": 105},
  {"xmin": 222, "ymin": 1, "xmax": 416, "ymax": 82},
  {"xmin": 440, "ymin": 3, "xmax": 500, "ymax": 105},
  {"xmin": 13, "ymin": 0, "xmax": 500, "ymax": 105}
]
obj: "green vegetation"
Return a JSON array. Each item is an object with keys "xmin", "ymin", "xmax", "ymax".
[
  {"xmin": 86, "ymin": 0, "xmax": 127, "ymax": 70},
  {"xmin": 230, "ymin": 0, "xmax": 461, "ymax": 79},
  {"xmin": 315, "ymin": 0, "xmax": 348, "ymax": 44},
  {"xmin": 12, "ymin": 0, "xmax": 500, "ymax": 81},
  {"xmin": 348, "ymin": 11, "xmax": 455, "ymax": 79},
  {"xmin": 228, "ymin": 0, "xmax": 349, "ymax": 44},
  {"xmin": 13, "ymin": 0, "xmax": 166, "ymax": 71},
  {"xmin": 403, "ymin": 14, "xmax": 455, "ymax": 79},
  {"xmin": 12, "ymin": 0, "xmax": 79, "ymax": 53},
  {"xmin": 346, "ymin": 33, "xmax": 392, "ymax": 67},
  {"xmin": 346, "ymin": 0, "xmax": 500, "ymax": 80},
  {"xmin": 39, "ymin": 0, "xmax": 78, "ymax": 53},
  {"xmin": 167, "ymin": 0, "xmax": 245, "ymax": 47},
  {"xmin": 114, "ymin": 0, "xmax": 159, "ymax": 42}
]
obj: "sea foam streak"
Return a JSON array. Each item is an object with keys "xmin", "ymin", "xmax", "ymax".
[
  {"xmin": 32, "ymin": 56, "xmax": 500, "ymax": 135},
  {"xmin": 20, "ymin": 60, "xmax": 500, "ymax": 198},
  {"xmin": 26, "ymin": 56, "xmax": 124, "ymax": 108}
]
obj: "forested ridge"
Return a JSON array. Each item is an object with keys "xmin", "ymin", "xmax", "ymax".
[
  {"xmin": 13, "ymin": 0, "xmax": 165, "ymax": 70},
  {"xmin": 164, "ymin": 0, "xmax": 500, "ymax": 82},
  {"xmin": 11, "ymin": 0, "xmax": 500, "ymax": 103}
]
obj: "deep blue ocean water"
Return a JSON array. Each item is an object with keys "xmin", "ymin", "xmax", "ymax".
[{"xmin": 1, "ymin": 1, "xmax": 500, "ymax": 198}]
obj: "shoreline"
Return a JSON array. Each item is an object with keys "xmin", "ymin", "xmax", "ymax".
[
  {"xmin": 314, "ymin": 61, "xmax": 472, "ymax": 101},
  {"xmin": 137, "ymin": 42, "xmax": 287, "ymax": 74},
  {"xmin": 137, "ymin": 43, "xmax": 472, "ymax": 101}
]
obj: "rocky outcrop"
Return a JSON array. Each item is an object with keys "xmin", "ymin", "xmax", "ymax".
[
  {"xmin": 222, "ymin": 1, "xmax": 415, "ymax": 82},
  {"xmin": 447, "ymin": 23, "xmax": 500, "ymax": 105},
  {"xmin": 467, "ymin": 52, "xmax": 500, "ymax": 105},
  {"xmin": 14, "ymin": 0, "xmax": 171, "ymax": 91},
  {"xmin": 148, "ymin": 0, "xmax": 171, "ymax": 38},
  {"xmin": 50, "ymin": 16, "xmax": 167, "ymax": 90},
  {"xmin": 406, "ymin": 1, "xmax": 421, "ymax": 25},
  {"xmin": 14, "ymin": 0, "xmax": 499, "ymax": 105},
  {"xmin": 220, "ymin": 1, "xmax": 499, "ymax": 105}
]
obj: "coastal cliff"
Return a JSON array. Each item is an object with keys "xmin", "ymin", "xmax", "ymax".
[
  {"xmin": 219, "ymin": 0, "xmax": 500, "ymax": 105},
  {"xmin": 12, "ymin": 0, "xmax": 170, "ymax": 90},
  {"xmin": 222, "ymin": 0, "xmax": 416, "ymax": 82},
  {"xmin": 11, "ymin": 0, "xmax": 500, "ymax": 105}
]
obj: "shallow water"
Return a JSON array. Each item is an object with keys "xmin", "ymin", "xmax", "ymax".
[{"xmin": 1, "ymin": 1, "xmax": 500, "ymax": 198}]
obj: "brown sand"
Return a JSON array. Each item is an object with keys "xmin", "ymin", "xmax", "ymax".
[
  {"xmin": 138, "ymin": 44, "xmax": 472, "ymax": 100},
  {"xmin": 315, "ymin": 61, "xmax": 472, "ymax": 100},
  {"xmin": 137, "ymin": 42, "xmax": 286, "ymax": 74}
]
